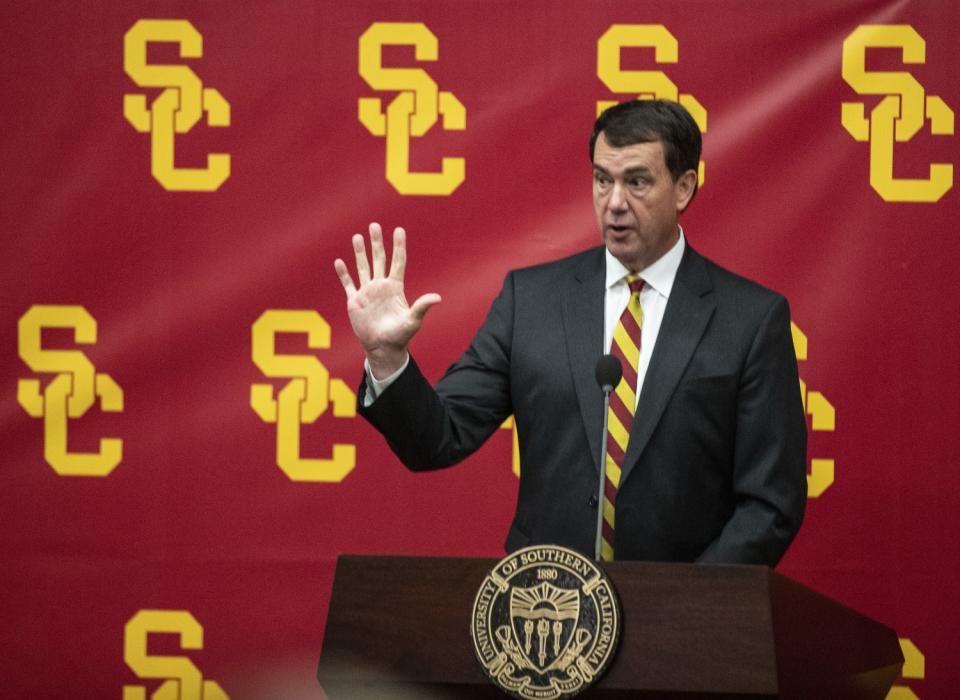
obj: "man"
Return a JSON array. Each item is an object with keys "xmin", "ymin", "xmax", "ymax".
[{"xmin": 334, "ymin": 100, "xmax": 806, "ymax": 566}]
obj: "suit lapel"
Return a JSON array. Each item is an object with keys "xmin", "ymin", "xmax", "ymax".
[
  {"xmin": 561, "ymin": 248, "xmax": 606, "ymax": 474},
  {"xmin": 621, "ymin": 246, "xmax": 716, "ymax": 483}
]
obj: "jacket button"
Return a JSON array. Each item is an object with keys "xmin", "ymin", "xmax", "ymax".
[{"xmin": 588, "ymin": 495, "xmax": 599, "ymax": 508}]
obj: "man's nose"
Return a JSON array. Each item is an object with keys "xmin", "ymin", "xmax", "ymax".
[{"xmin": 608, "ymin": 182, "xmax": 628, "ymax": 211}]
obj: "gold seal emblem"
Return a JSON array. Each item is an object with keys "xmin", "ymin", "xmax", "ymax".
[{"xmin": 470, "ymin": 544, "xmax": 621, "ymax": 699}]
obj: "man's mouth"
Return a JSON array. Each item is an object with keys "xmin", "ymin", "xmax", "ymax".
[{"xmin": 606, "ymin": 224, "xmax": 632, "ymax": 237}]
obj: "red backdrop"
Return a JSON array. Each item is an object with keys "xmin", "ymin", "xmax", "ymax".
[{"xmin": 2, "ymin": 1, "xmax": 957, "ymax": 697}]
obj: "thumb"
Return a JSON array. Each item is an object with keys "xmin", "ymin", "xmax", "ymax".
[{"xmin": 410, "ymin": 293, "xmax": 442, "ymax": 322}]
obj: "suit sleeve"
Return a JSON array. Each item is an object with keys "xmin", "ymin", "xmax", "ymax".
[
  {"xmin": 697, "ymin": 296, "xmax": 808, "ymax": 566},
  {"xmin": 358, "ymin": 272, "xmax": 516, "ymax": 471}
]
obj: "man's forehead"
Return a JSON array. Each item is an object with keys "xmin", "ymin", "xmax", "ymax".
[{"xmin": 592, "ymin": 136, "xmax": 666, "ymax": 171}]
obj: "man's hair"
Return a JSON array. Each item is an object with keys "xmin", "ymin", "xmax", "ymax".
[{"xmin": 589, "ymin": 99, "xmax": 702, "ymax": 189}]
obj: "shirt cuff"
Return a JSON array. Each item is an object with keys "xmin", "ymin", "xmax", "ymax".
[{"xmin": 362, "ymin": 353, "xmax": 410, "ymax": 406}]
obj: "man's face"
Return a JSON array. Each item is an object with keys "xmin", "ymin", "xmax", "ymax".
[{"xmin": 592, "ymin": 133, "xmax": 696, "ymax": 272}]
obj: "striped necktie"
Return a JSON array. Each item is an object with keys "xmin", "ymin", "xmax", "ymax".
[{"xmin": 601, "ymin": 274, "xmax": 644, "ymax": 561}]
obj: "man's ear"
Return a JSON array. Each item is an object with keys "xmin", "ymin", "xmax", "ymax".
[{"xmin": 675, "ymin": 169, "xmax": 698, "ymax": 212}]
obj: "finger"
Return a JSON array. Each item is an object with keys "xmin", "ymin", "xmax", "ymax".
[
  {"xmin": 388, "ymin": 227, "xmax": 407, "ymax": 281},
  {"xmin": 353, "ymin": 232, "xmax": 371, "ymax": 285},
  {"xmin": 369, "ymin": 222, "xmax": 386, "ymax": 278},
  {"xmin": 333, "ymin": 258, "xmax": 357, "ymax": 295},
  {"xmin": 410, "ymin": 292, "xmax": 441, "ymax": 322}
]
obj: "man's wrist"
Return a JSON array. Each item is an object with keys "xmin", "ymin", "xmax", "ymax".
[
  {"xmin": 366, "ymin": 348, "xmax": 409, "ymax": 381},
  {"xmin": 363, "ymin": 353, "xmax": 410, "ymax": 407}
]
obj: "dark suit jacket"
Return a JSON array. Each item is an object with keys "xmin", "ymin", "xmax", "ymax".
[{"xmin": 360, "ymin": 244, "xmax": 807, "ymax": 566}]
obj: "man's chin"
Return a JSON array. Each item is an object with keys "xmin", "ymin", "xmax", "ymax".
[{"xmin": 604, "ymin": 241, "xmax": 643, "ymax": 271}]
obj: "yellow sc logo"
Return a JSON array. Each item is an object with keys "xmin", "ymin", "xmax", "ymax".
[
  {"xmin": 251, "ymin": 310, "xmax": 357, "ymax": 482},
  {"xmin": 124, "ymin": 19, "xmax": 231, "ymax": 192},
  {"xmin": 123, "ymin": 610, "xmax": 228, "ymax": 700},
  {"xmin": 17, "ymin": 305, "xmax": 123, "ymax": 477},
  {"xmin": 887, "ymin": 638, "xmax": 925, "ymax": 699},
  {"xmin": 842, "ymin": 25, "xmax": 954, "ymax": 202},
  {"xmin": 597, "ymin": 24, "xmax": 707, "ymax": 185},
  {"xmin": 358, "ymin": 22, "xmax": 466, "ymax": 196},
  {"xmin": 791, "ymin": 322, "xmax": 835, "ymax": 498},
  {"xmin": 500, "ymin": 416, "xmax": 521, "ymax": 477}
]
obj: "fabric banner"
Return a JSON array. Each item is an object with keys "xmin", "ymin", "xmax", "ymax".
[{"xmin": 2, "ymin": 1, "xmax": 957, "ymax": 697}]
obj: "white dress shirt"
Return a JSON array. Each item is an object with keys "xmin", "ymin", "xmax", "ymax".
[
  {"xmin": 604, "ymin": 229, "xmax": 685, "ymax": 407},
  {"xmin": 365, "ymin": 229, "xmax": 686, "ymax": 406}
]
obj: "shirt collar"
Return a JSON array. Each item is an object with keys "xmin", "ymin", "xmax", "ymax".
[{"xmin": 604, "ymin": 227, "xmax": 686, "ymax": 298}]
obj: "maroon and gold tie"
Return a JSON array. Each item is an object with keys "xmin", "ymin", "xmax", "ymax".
[{"xmin": 600, "ymin": 275, "xmax": 644, "ymax": 561}]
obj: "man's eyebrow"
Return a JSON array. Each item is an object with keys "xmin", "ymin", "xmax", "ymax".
[
  {"xmin": 591, "ymin": 164, "xmax": 654, "ymax": 178},
  {"xmin": 623, "ymin": 166, "xmax": 653, "ymax": 178}
]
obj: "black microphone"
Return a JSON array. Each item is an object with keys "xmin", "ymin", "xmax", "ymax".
[
  {"xmin": 595, "ymin": 354, "xmax": 623, "ymax": 393},
  {"xmin": 593, "ymin": 354, "xmax": 622, "ymax": 560}
]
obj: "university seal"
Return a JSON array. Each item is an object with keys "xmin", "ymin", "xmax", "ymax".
[{"xmin": 470, "ymin": 544, "xmax": 621, "ymax": 699}]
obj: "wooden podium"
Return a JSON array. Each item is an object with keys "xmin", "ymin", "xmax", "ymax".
[{"xmin": 317, "ymin": 555, "xmax": 902, "ymax": 699}]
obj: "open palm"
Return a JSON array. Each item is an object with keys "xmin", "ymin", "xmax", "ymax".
[{"xmin": 334, "ymin": 223, "xmax": 440, "ymax": 378}]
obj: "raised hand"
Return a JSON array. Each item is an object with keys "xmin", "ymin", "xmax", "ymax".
[{"xmin": 334, "ymin": 223, "xmax": 441, "ymax": 379}]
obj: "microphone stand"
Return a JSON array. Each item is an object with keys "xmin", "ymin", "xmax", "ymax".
[{"xmin": 594, "ymin": 381, "xmax": 614, "ymax": 560}]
